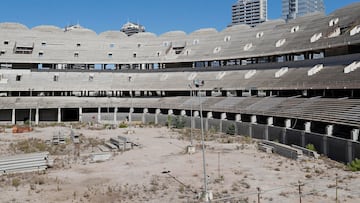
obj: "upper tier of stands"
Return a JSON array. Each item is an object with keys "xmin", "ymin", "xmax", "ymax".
[{"xmin": 0, "ymin": 3, "xmax": 359, "ymax": 65}]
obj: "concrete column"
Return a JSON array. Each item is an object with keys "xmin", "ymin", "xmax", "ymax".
[
  {"xmin": 142, "ymin": 108, "xmax": 148, "ymax": 124},
  {"xmin": 285, "ymin": 119, "xmax": 292, "ymax": 129},
  {"xmin": 267, "ymin": 117, "xmax": 273, "ymax": 126},
  {"xmin": 97, "ymin": 107, "xmax": 101, "ymax": 123},
  {"xmin": 114, "ymin": 107, "xmax": 118, "ymax": 123},
  {"xmin": 301, "ymin": 131, "xmax": 306, "ymax": 147},
  {"xmin": 129, "ymin": 107, "xmax": 134, "ymax": 124},
  {"xmin": 235, "ymin": 114, "xmax": 241, "ymax": 122},
  {"xmin": 347, "ymin": 140, "xmax": 353, "ymax": 163},
  {"xmin": 251, "ymin": 115, "xmax": 257, "ymax": 124},
  {"xmin": 351, "ymin": 129, "xmax": 359, "ymax": 142},
  {"xmin": 168, "ymin": 109, "xmax": 173, "ymax": 115},
  {"xmin": 180, "ymin": 110, "xmax": 186, "ymax": 116},
  {"xmin": 249, "ymin": 124, "xmax": 253, "ymax": 138},
  {"xmin": 304, "ymin": 122, "xmax": 311, "ymax": 133},
  {"xmin": 282, "ymin": 128, "xmax": 287, "ymax": 144},
  {"xmin": 193, "ymin": 111, "xmax": 199, "ymax": 118},
  {"xmin": 326, "ymin": 125, "xmax": 333, "ymax": 136},
  {"xmin": 322, "ymin": 135, "xmax": 328, "ymax": 156},
  {"xmin": 35, "ymin": 108, "xmax": 39, "ymax": 125},
  {"xmin": 155, "ymin": 109, "xmax": 161, "ymax": 124},
  {"xmin": 57, "ymin": 108, "xmax": 61, "ymax": 123},
  {"xmin": 12, "ymin": 109, "xmax": 16, "ymax": 125},
  {"xmin": 79, "ymin": 107, "xmax": 83, "ymax": 123},
  {"xmin": 207, "ymin": 112, "xmax": 213, "ymax": 119},
  {"xmin": 264, "ymin": 125, "xmax": 269, "ymax": 140},
  {"xmin": 221, "ymin": 113, "xmax": 227, "ymax": 120}
]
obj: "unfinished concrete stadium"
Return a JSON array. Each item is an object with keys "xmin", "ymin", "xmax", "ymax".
[{"xmin": 0, "ymin": 3, "xmax": 360, "ymax": 165}]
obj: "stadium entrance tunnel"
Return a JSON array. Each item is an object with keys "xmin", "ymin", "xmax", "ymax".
[{"xmin": 61, "ymin": 108, "xmax": 79, "ymax": 122}]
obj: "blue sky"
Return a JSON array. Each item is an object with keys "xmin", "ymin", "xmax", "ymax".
[{"xmin": 0, "ymin": 0, "xmax": 358, "ymax": 35}]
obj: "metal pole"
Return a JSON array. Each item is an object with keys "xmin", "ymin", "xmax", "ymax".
[
  {"xmin": 298, "ymin": 180, "xmax": 302, "ymax": 203},
  {"xmin": 190, "ymin": 87, "xmax": 193, "ymax": 146},
  {"xmin": 257, "ymin": 187, "xmax": 261, "ymax": 203},
  {"xmin": 29, "ymin": 88, "xmax": 32, "ymax": 129},
  {"xmin": 199, "ymin": 88, "xmax": 208, "ymax": 199},
  {"xmin": 335, "ymin": 173, "xmax": 338, "ymax": 203}
]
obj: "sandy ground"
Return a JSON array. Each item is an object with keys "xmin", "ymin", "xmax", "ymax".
[{"xmin": 0, "ymin": 124, "xmax": 359, "ymax": 203}]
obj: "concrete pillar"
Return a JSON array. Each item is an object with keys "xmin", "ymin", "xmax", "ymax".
[
  {"xmin": 264, "ymin": 125, "xmax": 269, "ymax": 140},
  {"xmin": 326, "ymin": 125, "xmax": 333, "ymax": 136},
  {"xmin": 285, "ymin": 119, "xmax": 292, "ymax": 129},
  {"xmin": 97, "ymin": 107, "xmax": 101, "ymax": 123},
  {"xmin": 282, "ymin": 128, "xmax": 287, "ymax": 144},
  {"xmin": 57, "ymin": 108, "xmax": 61, "ymax": 123},
  {"xmin": 267, "ymin": 117, "xmax": 273, "ymax": 126},
  {"xmin": 347, "ymin": 140, "xmax": 353, "ymax": 163},
  {"xmin": 180, "ymin": 110, "xmax": 186, "ymax": 116},
  {"xmin": 221, "ymin": 113, "xmax": 227, "ymax": 120},
  {"xmin": 322, "ymin": 135, "xmax": 328, "ymax": 156},
  {"xmin": 35, "ymin": 108, "xmax": 39, "ymax": 125},
  {"xmin": 193, "ymin": 111, "xmax": 199, "ymax": 118},
  {"xmin": 251, "ymin": 115, "xmax": 257, "ymax": 124},
  {"xmin": 155, "ymin": 109, "xmax": 161, "ymax": 124},
  {"xmin": 207, "ymin": 112, "xmax": 213, "ymax": 119},
  {"xmin": 12, "ymin": 109, "xmax": 15, "ymax": 125},
  {"xmin": 235, "ymin": 114, "xmax": 241, "ymax": 122},
  {"xmin": 114, "ymin": 107, "xmax": 118, "ymax": 123},
  {"xmin": 301, "ymin": 131, "xmax": 306, "ymax": 147},
  {"xmin": 351, "ymin": 129, "xmax": 359, "ymax": 142},
  {"xmin": 168, "ymin": 109, "xmax": 173, "ymax": 115},
  {"xmin": 304, "ymin": 122, "xmax": 311, "ymax": 133},
  {"xmin": 129, "ymin": 107, "xmax": 134, "ymax": 124},
  {"xmin": 79, "ymin": 107, "xmax": 83, "ymax": 123},
  {"xmin": 142, "ymin": 108, "xmax": 148, "ymax": 124}
]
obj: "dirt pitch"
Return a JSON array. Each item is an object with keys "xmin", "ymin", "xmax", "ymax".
[{"xmin": 0, "ymin": 124, "xmax": 359, "ymax": 203}]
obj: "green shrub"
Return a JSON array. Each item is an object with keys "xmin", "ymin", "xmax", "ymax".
[
  {"xmin": 119, "ymin": 122, "xmax": 128, "ymax": 128},
  {"xmin": 305, "ymin": 144, "xmax": 317, "ymax": 152},
  {"xmin": 174, "ymin": 116, "xmax": 185, "ymax": 129},
  {"xmin": 226, "ymin": 124, "xmax": 236, "ymax": 135},
  {"xmin": 12, "ymin": 178, "xmax": 20, "ymax": 189},
  {"xmin": 348, "ymin": 158, "xmax": 360, "ymax": 172}
]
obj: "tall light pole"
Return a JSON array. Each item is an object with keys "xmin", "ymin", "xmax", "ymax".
[
  {"xmin": 128, "ymin": 76, "xmax": 133, "ymax": 132},
  {"xmin": 188, "ymin": 83, "xmax": 194, "ymax": 146},
  {"xmin": 193, "ymin": 79, "xmax": 209, "ymax": 201}
]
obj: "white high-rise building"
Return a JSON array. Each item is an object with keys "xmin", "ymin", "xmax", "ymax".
[
  {"xmin": 231, "ymin": 0, "xmax": 267, "ymax": 27},
  {"xmin": 282, "ymin": 0, "xmax": 325, "ymax": 21}
]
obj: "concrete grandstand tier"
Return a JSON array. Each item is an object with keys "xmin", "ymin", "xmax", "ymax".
[{"xmin": 0, "ymin": 3, "xmax": 358, "ymax": 66}]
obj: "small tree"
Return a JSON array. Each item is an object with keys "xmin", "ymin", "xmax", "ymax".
[
  {"xmin": 226, "ymin": 124, "xmax": 236, "ymax": 136},
  {"xmin": 348, "ymin": 158, "xmax": 360, "ymax": 172},
  {"xmin": 12, "ymin": 178, "xmax": 20, "ymax": 191},
  {"xmin": 174, "ymin": 116, "xmax": 185, "ymax": 129},
  {"xmin": 305, "ymin": 143, "xmax": 317, "ymax": 152}
]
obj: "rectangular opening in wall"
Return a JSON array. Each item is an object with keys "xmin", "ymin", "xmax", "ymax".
[
  {"xmin": 0, "ymin": 50, "xmax": 5, "ymax": 55},
  {"xmin": 108, "ymin": 52, "xmax": 113, "ymax": 58},
  {"xmin": 38, "ymin": 51, "xmax": 44, "ymax": 57},
  {"xmin": 89, "ymin": 73, "xmax": 94, "ymax": 81},
  {"xmin": 53, "ymin": 74, "xmax": 59, "ymax": 82},
  {"xmin": 74, "ymin": 52, "xmax": 79, "ymax": 57},
  {"xmin": 16, "ymin": 74, "xmax": 22, "ymax": 81},
  {"xmin": 4, "ymin": 40, "xmax": 9, "ymax": 45},
  {"xmin": 76, "ymin": 43, "xmax": 81, "ymax": 47},
  {"xmin": 133, "ymin": 53, "xmax": 137, "ymax": 58},
  {"xmin": 41, "ymin": 41, "xmax": 47, "ymax": 46}
]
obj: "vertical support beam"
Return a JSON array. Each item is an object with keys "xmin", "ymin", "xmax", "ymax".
[
  {"xmin": 142, "ymin": 108, "xmax": 148, "ymax": 124},
  {"xmin": 347, "ymin": 140, "xmax": 353, "ymax": 163},
  {"xmin": 155, "ymin": 109, "xmax": 161, "ymax": 125},
  {"xmin": 326, "ymin": 125, "xmax": 333, "ymax": 136},
  {"xmin": 304, "ymin": 122, "xmax": 311, "ymax": 133},
  {"xmin": 351, "ymin": 129, "xmax": 359, "ymax": 142},
  {"xmin": 79, "ymin": 107, "xmax": 83, "ymax": 123},
  {"xmin": 282, "ymin": 127, "xmax": 287, "ymax": 144},
  {"xmin": 301, "ymin": 131, "xmax": 306, "ymax": 147},
  {"xmin": 285, "ymin": 119, "xmax": 292, "ymax": 129},
  {"xmin": 35, "ymin": 108, "xmax": 39, "ymax": 125},
  {"xmin": 267, "ymin": 117, "xmax": 273, "ymax": 126},
  {"xmin": 57, "ymin": 108, "xmax": 61, "ymax": 123},
  {"xmin": 114, "ymin": 107, "xmax": 118, "ymax": 123},
  {"xmin": 251, "ymin": 115, "xmax": 257, "ymax": 124},
  {"xmin": 322, "ymin": 135, "xmax": 328, "ymax": 156},
  {"xmin": 97, "ymin": 107, "xmax": 101, "ymax": 123},
  {"xmin": 235, "ymin": 114, "xmax": 241, "ymax": 122},
  {"xmin": 12, "ymin": 109, "xmax": 16, "ymax": 125}
]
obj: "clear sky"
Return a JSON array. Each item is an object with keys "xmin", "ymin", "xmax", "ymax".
[{"xmin": 0, "ymin": 0, "xmax": 358, "ymax": 35}]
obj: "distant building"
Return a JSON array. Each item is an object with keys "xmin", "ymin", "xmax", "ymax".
[
  {"xmin": 231, "ymin": 0, "xmax": 267, "ymax": 27},
  {"xmin": 120, "ymin": 22, "xmax": 145, "ymax": 36},
  {"xmin": 282, "ymin": 0, "xmax": 325, "ymax": 21}
]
